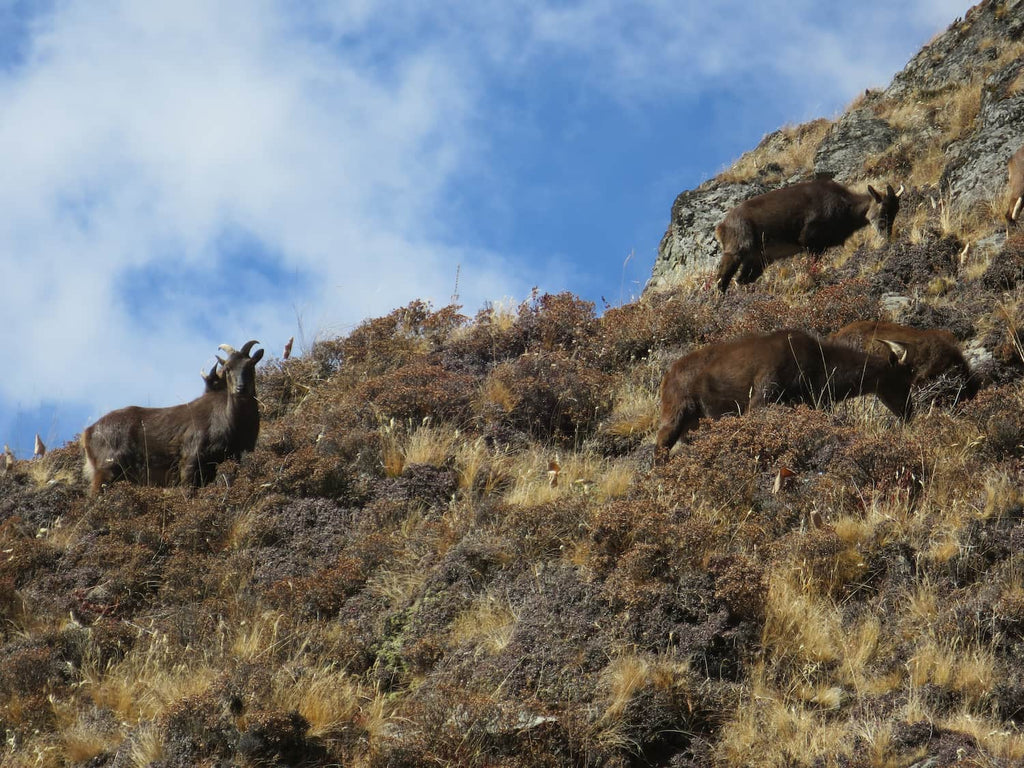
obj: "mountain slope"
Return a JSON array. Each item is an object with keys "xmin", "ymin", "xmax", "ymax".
[{"xmin": 3, "ymin": 3, "xmax": 1024, "ymax": 767}]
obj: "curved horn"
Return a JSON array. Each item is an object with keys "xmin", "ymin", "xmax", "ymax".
[
  {"xmin": 218, "ymin": 344, "xmax": 238, "ymax": 355},
  {"xmin": 879, "ymin": 339, "xmax": 908, "ymax": 364},
  {"xmin": 895, "ymin": 184, "xmax": 905, "ymax": 198},
  {"xmin": 240, "ymin": 340, "xmax": 260, "ymax": 357},
  {"xmin": 1013, "ymin": 196, "xmax": 1023, "ymax": 223}
]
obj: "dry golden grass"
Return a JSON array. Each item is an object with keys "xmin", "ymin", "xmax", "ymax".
[
  {"xmin": 378, "ymin": 417, "xmax": 461, "ymax": 477},
  {"xmin": 601, "ymin": 382, "xmax": 659, "ymax": 438},
  {"xmin": 225, "ymin": 502, "xmax": 263, "ymax": 551},
  {"xmin": 232, "ymin": 610, "xmax": 291, "ymax": 662},
  {"xmin": 365, "ymin": 556, "xmax": 429, "ymax": 607},
  {"xmin": 591, "ymin": 651, "xmax": 691, "ymax": 756},
  {"xmin": 993, "ymin": 37, "xmax": 1024, "ymax": 72},
  {"xmin": 476, "ymin": 375, "xmax": 519, "ymax": 415},
  {"xmin": 128, "ymin": 724, "xmax": 165, "ymax": 768},
  {"xmin": 762, "ymin": 573, "xmax": 843, "ymax": 666},
  {"xmin": 942, "ymin": 709, "xmax": 1024, "ymax": 762},
  {"xmin": 908, "ymin": 638, "xmax": 996, "ymax": 706},
  {"xmin": 716, "ymin": 665, "xmax": 854, "ymax": 766},
  {"xmin": 63, "ymin": 728, "xmax": 121, "ymax": 764},
  {"xmin": 401, "ymin": 420, "xmax": 459, "ymax": 466},
  {"xmin": 450, "ymin": 592, "xmax": 518, "ymax": 656},
  {"xmin": 717, "ymin": 119, "xmax": 832, "ymax": 184},
  {"xmin": 597, "ymin": 460, "xmax": 635, "ymax": 500},
  {"xmin": 940, "ymin": 81, "xmax": 982, "ymax": 145},
  {"xmin": 378, "ymin": 417, "xmax": 404, "ymax": 478},
  {"xmin": 79, "ymin": 635, "xmax": 194, "ymax": 722},
  {"xmin": 278, "ymin": 667, "xmax": 364, "ymax": 737},
  {"xmin": 907, "ymin": 143, "xmax": 948, "ymax": 188}
]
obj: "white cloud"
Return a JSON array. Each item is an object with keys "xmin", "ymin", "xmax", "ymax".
[{"xmin": 0, "ymin": 0, "xmax": 527, "ymax": 424}]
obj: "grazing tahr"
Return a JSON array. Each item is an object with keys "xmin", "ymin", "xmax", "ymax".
[
  {"xmin": 832, "ymin": 320, "xmax": 978, "ymax": 400},
  {"xmin": 1006, "ymin": 144, "xmax": 1024, "ymax": 229},
  {"xmin": 82, "ymin": 341, "xmax": 264, "ymax": 495},
  {"xmin": 655, "ymin": 329, "xmax": 913, "ymax": 462},
  {"xmin": 715, "ymin": 178, "xmax": 904, "ymax": 291}
]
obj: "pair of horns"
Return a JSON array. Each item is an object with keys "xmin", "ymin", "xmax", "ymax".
[
  {"xmin": 218, "ymin": 340, "xmax": 260, "ymax": 357},
  {"xmin": 200, "ymin": 361, "xmax": 221, "ymax": 380}
]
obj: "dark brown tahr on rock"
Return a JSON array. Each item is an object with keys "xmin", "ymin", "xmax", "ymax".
[
  {"xmin": 1006, "ymin": 144, "xmax": 1024, "ymax": 229},
  {"xmin": 654, "ymin": 329, "xmax": 913, "ymax": 463},
  {"xmin": 81, "ymin": 341, "xmax": 263, "ymax": 495},
  {"xmin": 832, "ymin": 320, "xmax": 978, "ymax": 400},
  {"xmin": 715, "ymin": 178, "xmax": 903, "ymax": 291}
]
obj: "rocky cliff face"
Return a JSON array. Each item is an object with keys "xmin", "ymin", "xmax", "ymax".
[{"xmin": 647, "ymin": 0, "xmax": 1024, "ymax": 293}]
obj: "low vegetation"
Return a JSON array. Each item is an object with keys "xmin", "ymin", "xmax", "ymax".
[
  {"xmin": 4, "ymin": 8, "xmax": 1024, "ymax": 768},
  {"xmin": 3, "ymin": 215, "xmax": 1024, "ymax": 766}
]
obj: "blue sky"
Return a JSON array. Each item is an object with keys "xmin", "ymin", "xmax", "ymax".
[{"xmin": 0, "ymin": 0, "xmax": 969, "ymax": 456}]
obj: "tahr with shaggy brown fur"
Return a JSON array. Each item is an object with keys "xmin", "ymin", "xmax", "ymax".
[
  {"xmin": 81, "ymin": 341, "xmax": 264, "ymax": 495},
  {"xmin": 715, "ymin": 178, "xmax": 903, "ymax": 291},
  {"xmin": 655, "ymin": 329, "xmax": 913, "ymax": 462},
  {"xmin": 832, "ymin": 320, "xmax": 978, "ymax": 401}
]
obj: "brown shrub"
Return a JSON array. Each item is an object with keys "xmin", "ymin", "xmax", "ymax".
[
  {"xmin": 589, "ymin": 501, "xmax": 683, "ymax": 579},
  {"xmin": 258, "ymin": 355, "xmax": 326, "ymax": 419},
  {"xmin": 872, "ymin": 235, "xmax": 962, "ymax": 292},
  {"xmin": 719, "ymin": 295, "xmax": 796, "ymax": 340},
  {"xmin": 657, "ymin": 406, "xmax": 855, "ymax": 525},
  {"xmin": 480, "ymin": 351, "xmax": 613, "ymax": 443},
  {"xmin": 708, "ymin": 553, "xmax": 768, "ymax": 622},
  {"xmin": 771, "ymin": 528, "xmax": 867, "ymax": 595},
  {"xmin": 499, "ymin": 498, "xmax": 589, "ymax": 559},
  {"xmin": 339, "ymin": 301, "xmax": 467, "ymax": 377},
  {"xmin": 596, "ymin": 292, "xmax": 720, "ymax": 366},
  {"xmin": 355, "ymin": 360, "xmax": 477, "ymax": 425},
  {"xmin": 237, "ymin": 710, "xmax": 316, "ymax": 764},
  {"xmin": 447, "ymin": 290, "xmax": 600, "ymax": 372},
  {"xmin": 796, "ymin": 278, "xmax": 880, "ymax": 335},
  {"xmin": 963, "ymin": 386, "xmax": 1024, "ymax": 460}
]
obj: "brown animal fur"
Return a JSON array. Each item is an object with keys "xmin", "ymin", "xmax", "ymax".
[
  {"xmin": 832, "ymin": 320, "xmax": 978, "ymax": 400},
  {"xmin": 1006, "ymin": 144, "xmax": 1024, "ymax": 229},
  {"xmin": 715, "ymin": 178, "xmax": 903, "ymax": 291},
  {"xmin": 655, "ymin": 329, "xmax": 913, "ymax": 462},
  {"xmin": 82, "ymin": 341, "xmax": 263, "ymax": 495}
]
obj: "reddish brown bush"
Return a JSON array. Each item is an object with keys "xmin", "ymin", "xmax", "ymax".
[
  {"xmin": 339, "ymin": 301, "xmax": 467, "ymax": 377},
  {"xmin": 708, "ymin": 553, "xmax": 768, "ymax": 622},
  {"xmin": 482, "ymin": 351, "xmax": 613, "ymax": 442},
  {"xmin": 719, "ymin": 295, "xmax": 796, "ymax": 340},
  {"xmin": 981, "ymin": 231, "xmax": 1024, "ymax": 291},
  {"xmin": 597, "ymin": 291, "xmax": 721, "ymax": 367},
  {"xmin": 872, "ymin": 235, "xmax": 961, "ymax": 292},
  {"xmin": 797, "ymin": 278, "xmax": 880, "ymax": 335},
  {"xmin": 355, "ymin": 360, "xmax": 477, "ymax": 425},
  {"xmin": 447, "ymin": 291, "xmax": 600, "ymax": 372}
]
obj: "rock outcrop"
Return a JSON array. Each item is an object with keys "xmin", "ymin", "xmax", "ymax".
[
  {"xmin": 940, "ymin": 57, "xmax": 1024, "ymax": 209},
  {"xmin": 648, "ymin": 0, "xmax": 1024, "ymax": 294},
  {"xmin": 647, "ymin": 181, "xmax": 768, "ymax": 292},
  {"xmin": 813, "ymin": 109, "xmax": 896, "ymax": 181}
]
